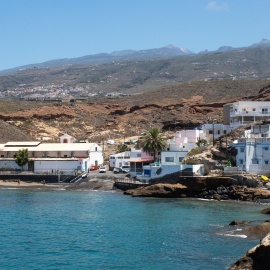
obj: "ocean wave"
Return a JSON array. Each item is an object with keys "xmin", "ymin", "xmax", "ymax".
[{"xmin": 216, "ymin": 231, "xmax": 247, "ymax": 238}]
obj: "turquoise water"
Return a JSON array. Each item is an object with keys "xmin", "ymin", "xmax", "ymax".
[{"xmin": 0, "ymin": 189, "xmax": 267, "ymax": 270}]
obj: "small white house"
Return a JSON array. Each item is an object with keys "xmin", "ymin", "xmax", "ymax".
[
  {"xmin": 60, "ymin": 133, "xmax": 74, "ymax": 143},
  {"xmin": 137, "ymin": 150, "xmax": 204, "ymax": 182},
  {"xmin": 201, "ymin": 123, "xmax": 231, "ymax": 143},
  {"xmin": 167, "ymin": 130, "xmax": 201, "ymax": 151}
]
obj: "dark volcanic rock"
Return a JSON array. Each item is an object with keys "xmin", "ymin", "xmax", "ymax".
[
  {"xmin": 229, "ymin": 233, "xmax": 270, "ymax": 270},
  {"xmin": 236, "ymin": 221, "xmax": 270, "ymax": 239},
  {"xmin": 124, "ymin": 183, "xmax": 188, "ymax": 197},
  {"xmin": 261, "ymin": 207, "xmax": 270, "ymax": 214},
  {"xmin": 229, "ymin": 221, "xmax": 251, "ymax": 226}
]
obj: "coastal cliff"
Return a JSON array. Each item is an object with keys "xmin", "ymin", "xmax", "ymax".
[{"xmin": 229, "ymin": 233, "xmax": 270, "ymax": 270}]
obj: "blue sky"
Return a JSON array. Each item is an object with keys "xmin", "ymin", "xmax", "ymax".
[{"xmin": 0, "ymin": 0, "xmax": 269, "ymax": 71}]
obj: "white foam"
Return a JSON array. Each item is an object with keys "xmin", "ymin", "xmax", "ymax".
[{"xmin": 216, "ymin": 232, "xmax": 247, "ymax": 238}]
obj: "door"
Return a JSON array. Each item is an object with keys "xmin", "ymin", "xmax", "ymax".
[{"xmin": 28, "ymin": 161, "xmax": 34, "ymax": 172}]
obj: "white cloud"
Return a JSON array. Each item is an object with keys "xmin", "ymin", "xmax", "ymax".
[{"xmin": 206, "ymin": 1, "xmax": 228, "ymax": 11}]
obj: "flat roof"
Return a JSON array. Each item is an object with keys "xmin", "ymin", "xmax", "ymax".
[
  {"xmin": 0, "ymin": 142, "xmax": 97, "ymax": 152},
  {"xmin": 4, "ymin": 142, "xmax": 41, "ymax": 147}
]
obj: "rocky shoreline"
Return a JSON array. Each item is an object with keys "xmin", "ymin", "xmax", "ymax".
[
  {"xmin": 123, "ymin": 182, "xmax": 270, "ymax": 202},
  {"xmin": 229, "ymin": 232, "xmax": 270, "ymax": 270}
]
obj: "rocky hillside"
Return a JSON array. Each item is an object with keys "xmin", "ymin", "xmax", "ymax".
[
  {"xmin": 1, "ymin": 46, "xmax": 270, "ymax": 98},
  {"xmin": 1, "ymin": 79, "xmax": 270, "ymax": 144}
]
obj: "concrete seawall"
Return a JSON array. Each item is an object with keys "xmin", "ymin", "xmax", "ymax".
[{"xmin": 0, "ymin": 174, "xmax": 75, "ymax": 183}]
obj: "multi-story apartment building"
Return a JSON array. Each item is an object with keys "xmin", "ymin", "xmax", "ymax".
[{"xmin": 224, "ymin": 101, "xmax": 270, "ymax": 129}]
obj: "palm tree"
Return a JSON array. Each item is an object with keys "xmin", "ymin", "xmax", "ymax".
[
  {"xmin": 142, "ymin": 127, "xmax": 166, "ymax": 161},
  {"xmin": 116, "ymin": 144, "xmax": 128, "ymax": 153}
]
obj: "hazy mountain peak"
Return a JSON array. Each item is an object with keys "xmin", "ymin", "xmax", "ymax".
[{"xmin": 250, "ymin": 39, "xmax": 270, "ymax": 48}]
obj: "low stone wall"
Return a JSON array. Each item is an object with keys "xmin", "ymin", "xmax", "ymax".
[{"xmin": 0, "ymin": 174, "xmax": 75, "ymax": 183}]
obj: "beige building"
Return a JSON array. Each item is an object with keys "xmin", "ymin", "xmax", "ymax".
[{"xmin": 0, "ymin": 138, "xmax": 103, "ymax": 173}]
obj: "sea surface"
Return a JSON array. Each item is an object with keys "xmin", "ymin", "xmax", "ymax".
[{"xmin": 0, "ymin": 188, "xmax": 268, "ymax": 270}]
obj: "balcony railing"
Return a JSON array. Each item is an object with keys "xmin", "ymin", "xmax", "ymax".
[
  {"xmin": 230, "ymin": 121, "xmax": 254, "ymax": 127},
  {"xmin": 230, "ymin": 111, "xmax": 270, "ymax": 116}
]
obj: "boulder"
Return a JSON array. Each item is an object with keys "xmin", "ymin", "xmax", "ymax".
[
  {"xmin": 237, "ymin": 221, "xmax": 270, "ymax": 239},
  {"xmin": 261, "ymin": 207, "xmax": 270, "ymax": 214},
  {"xmin": 229, "ymin": 233, "xmax": 270, "ymax": 270},
  {"xmin": 124, "ymin": 183, "xmax": 188, "ymax": 198},
  {"xmin": 229, "ymin": 221, "xmax": 251, "ymax": 226}
]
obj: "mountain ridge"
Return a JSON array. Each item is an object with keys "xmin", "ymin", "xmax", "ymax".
[{"xmin": 1, "ymin": 39, "xmax": 269, "ymax": 75}]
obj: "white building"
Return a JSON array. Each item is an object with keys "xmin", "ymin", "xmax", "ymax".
[
  {"xmin": 167, "ymin": 130, "xmax": 202, "ymax": 151},
  {"xmin": 244, "ymin": 125, "xmax": 270, "ymax": 138},
  {"xmin": 109, "ymin": 150, "xmax": 131, "ymax": 170},
  {"xmin": 137, "ymin": 151, "xmax": 204, "ymax": 182},
  {"xmin": 224, "ymin": 101, "xmax": 270, "ymax": 129},
  {"xmin": 201, "ymin": 123, "xmax": 231, "ymax": 143},
  {"xmin": 231, "ymin": 137, "xmax": 270, "ymax": 174},
  {"xmin": 0, "ymin": 140, "xmax": 103, "ymax": 173}
]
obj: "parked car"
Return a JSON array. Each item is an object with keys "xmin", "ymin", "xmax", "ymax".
[
  {"xmin": 121, "ymin": 165, "xmax": 130, "ymax": 173},
  {"xmin": 113, "ymin": 167, "xmax": 125, "ymax": 174},
  {"xmin": 99, "ymin": 166, "xmax": 106, "ymax": 173},
  {"xmin": 90, "ymin": 165, "xmax": 99, "ymax": 171}
]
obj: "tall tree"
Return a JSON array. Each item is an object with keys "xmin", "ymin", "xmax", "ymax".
[
  {"xmin": 15, "ymin": 148, "xmax": 29, "ymax": 171},
  {"xmin": 142, "ymin": 127, "xmax": 166, "ymax": 161}
]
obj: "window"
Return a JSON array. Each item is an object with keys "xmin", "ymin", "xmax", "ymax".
[
  {"xmin": 137, "ymin": 154, "xmax": 141, "ymax": 157},
  {"xmin": 217, "ymin": 130, "xmax": 220, "ymax": 134},
  {"xmin": 252, "ymin": 159, "xmax": 259, "ymax": 164},
  {"xmin": 239, "ymin": 159, "xmax": 243, "ymax": 165},
  {"xmin": 95, "ymin": 147, "xmax": 98, "ymax": 151},
  {"xmin": 165, "ymin": 157, "xmax": 174, "ymax": 162},
  {"xmin": 265, "ymin": 160, "xmax": 269, "ymax": 165},
  {"xmin": 264, "ymin": 147, "xmax": 269, "ymax": 151},
  {"xmin": 262, "ymin": 108, "xmax": 268, "ymax": 114},
  {"xmin": 224, "ymin": 130, "xmax": 227, "ymax": 134},
  {"xmin": 209, "ymin": 130, "xmax": 213, "ymax": 134},
  {"xmin": 179, "ymin": 157, "xmax": 184, "ymax": 163},
  {"xmin": 64, "ymin": 155, "xmax": 67, "ymax": 158},
  {"xmin": 110, "ymin": 157, "xmax": 115, "ymax": 159},
  {"xmin": 240, "ymin": 147, "xmax": 244, "ymax": 153},
  {"xmin": 1, "ymin": 155, "xmax": 4, "ymax": 157},
  {"xmin": 252, "ymin": 108, "xmax": 256, "ymax": 111}
]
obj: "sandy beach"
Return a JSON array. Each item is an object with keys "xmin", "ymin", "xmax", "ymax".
[{"xmin": 0, "ymin": 180, "xmax": 62, "ymax": 189}]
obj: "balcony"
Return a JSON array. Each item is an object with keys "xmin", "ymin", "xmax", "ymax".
[
  {"xmin": 230, "ymin": 110, "xmax": 270, "ymax": 117},
  {"xmin": 230, "ymin": 121, "xmax": 254, "ymax": 127}
]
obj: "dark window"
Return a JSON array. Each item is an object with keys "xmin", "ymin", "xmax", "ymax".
[{"xmin": 165, "ymin": 157, "xmax": 174, "ymax": 162}]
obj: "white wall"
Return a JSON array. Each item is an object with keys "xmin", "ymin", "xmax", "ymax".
[
  {"xmin": 34, "ymin": 160, "xmax": 83, "ymax": 172},
  {"xmin": 161, "ymin": 151, "xmax": 188, "ymax": 164},
  {"xmin": 139, "ymin": 164, "xmax": 204, "ymax": 181},
  {"xmin": 0, "ymin": 160, "xmax": 28, "ymax": 170},
  {"xmin": 89, "ymin": 144, "xmax": 103, "ymax": 165},
  {"xmin": 233, "ymin": 139, "xmax": 270, "ymax": 173}
]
